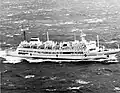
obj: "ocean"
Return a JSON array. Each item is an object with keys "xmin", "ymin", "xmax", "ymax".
[
  {"xmin": 1, "ymin": 0, "xmax": 120, "ymax": 93},
  {"xmin": 1, "ymin": 58, "xmax": 120, "ymax": 93}
]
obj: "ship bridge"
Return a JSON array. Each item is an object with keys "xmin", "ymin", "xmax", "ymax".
[
  {"xmin": 30, "ymin": 37, "xmax": 41, "ymax": 42},
  {"xmin": 29, "ymin": 37, "xmax": 42, "ymax": 45}
]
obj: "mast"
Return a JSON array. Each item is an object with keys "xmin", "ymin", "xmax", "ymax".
[
  {"xmin": 97, "ymin": 35, "xmax": 99, "ymax": 50},
  {"xmin": 47, "ymin": 32, "xmax": 49, "ymax": 41},
  {"xmin": 21, "ymin": 25, "xmax": 26, "ymax": 41},
  {"xmin": 80, "ymin": 30, "xmax": 86, "ymax": 42}
]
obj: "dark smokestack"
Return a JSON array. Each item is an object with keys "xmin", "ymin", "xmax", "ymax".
[
  {"xmin": 21, "ymin": 24, "xmax": 27, "ymax": 41},
  {"xmin": 23, "ymin": 31, "xmax": 26, "ymax": 40}
]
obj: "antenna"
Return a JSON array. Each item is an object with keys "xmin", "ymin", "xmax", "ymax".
[
  {"xmin": 97, "ymin": 35, "xmax": 99, "ymax": 49},
  {"xmin": 47, "ymin": 32, "xmax": 49, "ymax": 41}
]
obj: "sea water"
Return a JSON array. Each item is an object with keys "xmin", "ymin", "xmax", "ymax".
[{"xmin": 1, "ymin": 55, "xmax": 120, "ymax": 93}]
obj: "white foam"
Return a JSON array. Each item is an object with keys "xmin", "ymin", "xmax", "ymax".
[
  {"xmin": 114, "ymin": 87, "xmax": 120, "ymax": 91},
  {"xmin": 75, "ymin": 79, "xmax": 90, "ymax": 84},
  {"xmin": 45, "ymin": 89, "xmax": 57, "ymax": 91},
  {"xmin": 50, "ymin": 77, "xmax": 57, "ymax": 80},
  {"xmin": 27, "ymin": 59, "xmax": 44, "ymax": 63},
  {"xmin": 0, "ymin": 50, "xmax": 7, "ymax": 57},
  {"xmin": 25, "ymin": 75, "xmax": 35, "ymax": 79},
  {"xmin": 3, "ymin": 56, "xmax": 22, "ymax": 64},
  {"xmin": 68, "ymin": 86, "xmax": 83, "ymax": 90}
]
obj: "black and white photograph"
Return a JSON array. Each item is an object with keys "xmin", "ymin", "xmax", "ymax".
[{"xmin": 1, "ymin": 0, "xmax": 120, "ymax": 93}]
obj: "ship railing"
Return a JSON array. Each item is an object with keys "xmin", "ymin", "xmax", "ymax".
[{"xmin": 17, "ymin": 44, "xmax": 88, "ymax": 52}]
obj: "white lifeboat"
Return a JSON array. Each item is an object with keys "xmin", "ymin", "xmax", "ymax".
[
  {"xmin": 43, "ymin": 41, "xmax": 56, "ymax": 49},
  {"xmin": 18, "ymin": 41, "xmax": 30, "ymax": 48}
]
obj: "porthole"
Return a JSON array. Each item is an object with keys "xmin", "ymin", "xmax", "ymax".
[
  {"xmin": 84, "ymin": 54, "xmax": 87, "ymax": 57},
  {"xmin": 107, "ymin": 55, "xmax": 109, "ymax": 57}
]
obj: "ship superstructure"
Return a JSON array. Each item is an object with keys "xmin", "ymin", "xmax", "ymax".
[{"xmin": 5, "ymin": 31, "xmax": 120, "ymax": 63}]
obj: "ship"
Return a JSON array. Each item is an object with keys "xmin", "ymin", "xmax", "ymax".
[{"xmin": 1, "ymin": 30, "xmax": 120, "ymax": 63}]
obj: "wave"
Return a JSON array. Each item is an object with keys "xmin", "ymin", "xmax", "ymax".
[{"xmin": 2, "ymin": 56, "xmax": 22, "ymax": 64}]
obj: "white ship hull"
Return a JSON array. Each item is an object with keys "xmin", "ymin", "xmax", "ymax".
[{"xmin": 5, "ymin": 48, "xmax": 120, "ymax": 63}]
